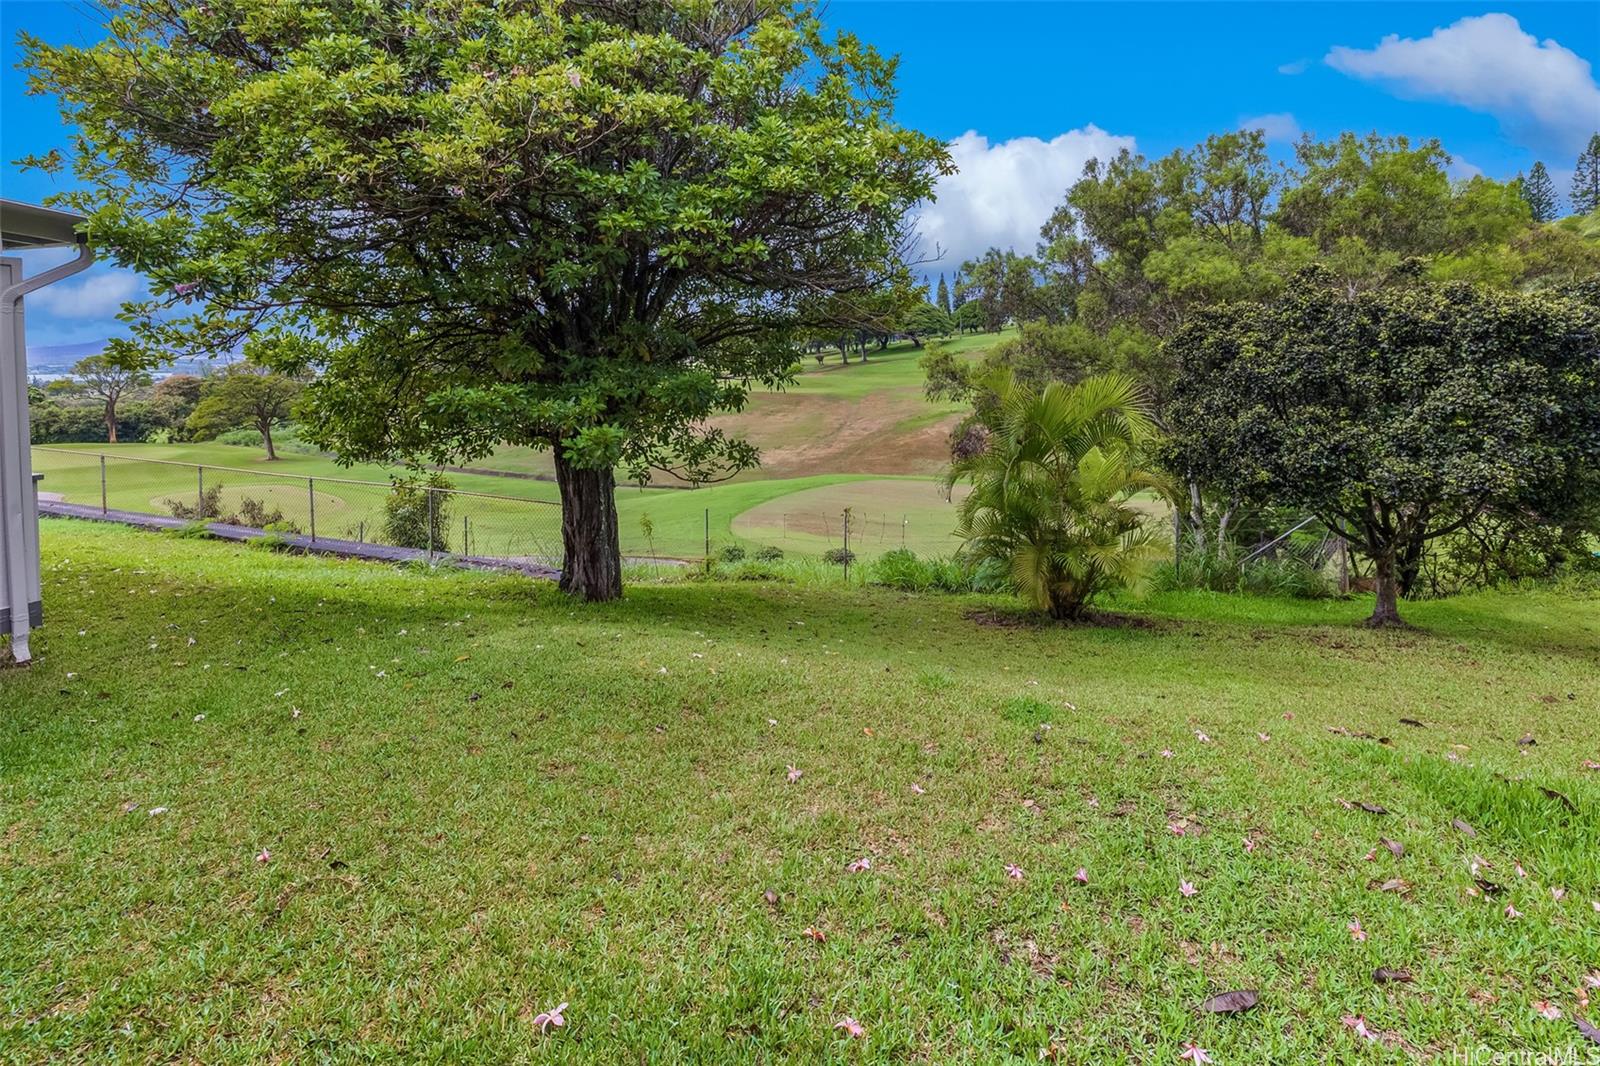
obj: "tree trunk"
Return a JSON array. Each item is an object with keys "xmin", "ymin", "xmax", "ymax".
[
  {"xmin": 1367, "ymin": 550, "xmax": 1404, "ymax": 627},
  {"xmin": 260, "ymin": 420, "xmax": 277, "ymax": 460},
  {"xmin": 553, "ymin": 448, "xmax": 622, "ymax": 602},
  {"xmin": 105, "ymin": 400, "xmax": 118, "ymax": 444}
]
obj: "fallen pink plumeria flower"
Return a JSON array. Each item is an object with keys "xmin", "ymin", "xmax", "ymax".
[
  {"xmin": 910, "ymin": 783, "xmax": 926, "ymax": 795},
  {"xmin": 1347, "ymin": 919, "xmax": 1367, "ymax": 942},
  {"xmin": 1533, "ymin": 1001, "xmax": 1562, "ymax": 1021},
  {"xmin": 1552, "ymin": 887, "xmax": 1566, "ymax": 901},
  {"xmin": 1505, "ymin": 904, "xmax": 1523, "ymax": 919},
  {"xmin": 1167, "ymin": 822, "xmax": 1188, "ymax": 836},
  {"xmin": 1194, "ymin": 731, "xmax": 1211, "ymax": 743},
  {"xmin": 1179, "ymin": 879, "xmax": 1197, "ymax": 898},
  {"xmin": 1179, "ymin": 1043, "xmax": 1214, "ymax": 1063},
  {"xmin": 1583, "ymin": 760, "xmax": 1600, "ymax": 771},
  {"xmin": 1004, "ymin": 863, "xmax": 1025, "ymax": 880},
  {"xmin": 1341, "ymin": 1015, "xmax": 1378, "ymax": 1042},
  {"xmin": 256, "ymin": 848, "xmax": 271, "ymax": 863},
  {"xmin": 1583, "ymin": 973, "xmax": 1600, "ymax": 990},
  {"xmin": 1514, "ymin": 863, "xmax": 1527, "ymax": 879},
  {"xmin": 1256, "ymin": 732, "xmax": 1271, "ymax": 742},
  {"xmin": 1243, "ymin": 837, "xmax": 1256, "ymax": 853},
  {"xmin": 845, "ymin": 858, "xmax": 871, "ymax": 873},
  {"xmin": 1363, "ymin": 848, "xmax": 1377, "ymax": 862},
  {"xmin": 786, "ymin": 765, "xmax": 802, "ymax": 783},
  {"xmin": 532, "ymin": 1002, "xmax": 568, "ymax": 1033},
  {"xmin": 1074, "ymin": 867, "xmax": 1089, "ymax": 884},
  {"xmin": 834, "ymin": 1017, "xmax": 866, "ymax": 1039},
  {"xmin": 1160, "ymin": 749, "xmax": 1174, "ymax": 759}
]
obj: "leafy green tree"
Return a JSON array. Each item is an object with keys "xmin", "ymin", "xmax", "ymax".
[
  {"xmin": 1164, "ymin": 268, "xmax": 1600, "ymax": 626},
  {"xmin": 935, "ymin": 274, "xmax": 951, "ymax": 315},
  {"xmin": 901, "ymin": 302, "xmax": 951, "ymax": 346},
  {"xmin": 186, "ymin": 365, "xmax": 303, "ymax": 460},
  {"xmin": 25, "ymin": 0, "xmax": 949, "ymax": 602},
  {"xmin": 952, "ymin": 301, "xmax": 985, "ymax": 333},
  {"xmin": 1521, "ymin": 162, "xmax": 1559, "ymax": 222},
  {"xmin": 62, "ymin": 341, "xmax": 158, "ymax": 443},
  {"xmin": 946, "ymin": 371, "xmax": 1168, "ymax": 620},
  {"xmin": 1573, "ymin": 134, "xmax": 1600, "ymax": 215}
]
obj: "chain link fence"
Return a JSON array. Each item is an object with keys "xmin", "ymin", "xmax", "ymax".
[
  {"xmin": 31, "ymin": 447, "xmax": 980, "ymax": 577},
  {"xmin": 30, "ymin": 447, "xmax": 566, "ymax": 566}
]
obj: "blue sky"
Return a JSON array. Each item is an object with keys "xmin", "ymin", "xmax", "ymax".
[{"xmin": 3, "ymin": 0, "xmax": 1598, "ymax": 355}]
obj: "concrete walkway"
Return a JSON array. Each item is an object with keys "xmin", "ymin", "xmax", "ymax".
[{"xmin": 39, "ymin": 500, "xmax": 562, "ymax": 581}]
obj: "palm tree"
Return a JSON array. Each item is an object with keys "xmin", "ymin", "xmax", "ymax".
[{"xmin": 947, "ymin": 371, "xmax": 1169, "ymax": 620}]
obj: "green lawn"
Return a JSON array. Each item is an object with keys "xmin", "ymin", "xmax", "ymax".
[
  {"xmin": 31, "ymin": 445, "xmax": 950, "ymax": 560},
  {"xmin": 4, "ymin": 521, "xmax": 1597, "ymax": 1062}
]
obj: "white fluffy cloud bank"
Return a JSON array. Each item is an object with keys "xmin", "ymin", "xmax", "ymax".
[
  {"xmin": 26, "ymin": 268, "xmax": 144, "ymax": 320},
  {"xmin": 914, "ymin": 125, "xmax": 1137, "ymax": 272},
  {"xmin": 1239, "ymin": 112, "xmax": 1302, "ymax": 143},
  {"xmin": 1325, "ymin": 13, "xmax": 1600, "ymax": 154}
]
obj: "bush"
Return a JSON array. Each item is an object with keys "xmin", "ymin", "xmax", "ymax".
[
  {"xmin": 822, "ymin": 547, "xmax": 856, "ymax": 566},
  {"xmin": 716, "ymin": 544, "xmax": 747, "ymax": 563},
  {"xmin": 164, "ymin": 484, "xmax": 302, "ymax": 533},
  {"xmin": 383, "ymin": 473, "xmax": 452, "ymax": 551},
  {"xmin": 754, "ymin": 545, "xmax": 784, "ymax": 562},
  {"xmin": 1153, "ymin": 537, "xmax": 1333, "ymax": 599},
  {"xmin": 868, "ymin": 549, "xmax": 972, "ymax": 593},
  {"xmin": 165, "ymin": 483, "xmax": 225, "ymax": 521}
]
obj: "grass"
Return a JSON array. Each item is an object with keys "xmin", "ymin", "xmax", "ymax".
[
  {"xmin": 3, "ymin": 520, "xmax": 1598, "ymax": 1062},
  {"xmin": 32, "ymin": 329, "xmax": 1011, "ymax": 561}
]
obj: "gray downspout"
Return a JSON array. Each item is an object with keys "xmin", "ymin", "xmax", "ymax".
[{"xmin": 1, "ymin": 238, "xmax": 94, "ymax": 664}]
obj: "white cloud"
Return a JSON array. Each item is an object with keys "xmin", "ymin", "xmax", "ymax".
[
  {"xmin": 914, "ymin": 125, "xmax": 1137, "ymax": 270},
  {"xmin": 1325, "ymin": 13, "xmax": 1600, "ymax": 154},
  {"xmin": 1239, "ymin": 112, "xmax": 1301, "ymax": 142},
  {"xmin": 1277, "ymin": 59, "xmax": 1310, "ymax": 76},
  {"xmin": 1447, "ymin": 155, "xmax": 1483, "ymax": 182},
  {"xmin": 26, "ymin": 268, "xmax": 144, "ymax": 319}
]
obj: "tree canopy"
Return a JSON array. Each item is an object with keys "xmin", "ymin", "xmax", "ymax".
[
  {"xmin": 26, "ymin": 0, "xmax": 950, "ymax": 600},
  {"xmin": 1163, "ymin": 268, "xmax": 1600, "ymax": 626}
]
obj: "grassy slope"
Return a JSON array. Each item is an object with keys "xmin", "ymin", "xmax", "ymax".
[
  {"xmin": 4, "ymin": 521, "xmax": 1598, "ymax": 1062},
  {"xmin": 33, "ymin": 331, "xmax": 1008, "ymax": 558}
]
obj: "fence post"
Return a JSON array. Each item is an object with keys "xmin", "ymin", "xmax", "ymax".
[
  {"xmin": 99, "ymin": 454, "xmax": 107, "ymax": 516},
  {"xmin": 307, "ymin": 477, "xmax": 316, "ymax": 543},
  {"xmin": 427, "ymin": 487, "xmax": 436, "ymax": 565},
  {"xmin": 901, "ymin": 514, "xmax": 907, "ymax": 549},
  {"xmin": 463, "ymin": 515, "xmax": 469, "ymax": 557},
  {"xmin": 704, "ymin": 508, "xmax": 709, "ymax": 559},
  {"xmin": 197, "ymin": 466, "xmax": 205, "ymax": 518},
  {"xmin": 842, "ymin": 509, "xmax": 850, "ymax": 583}
]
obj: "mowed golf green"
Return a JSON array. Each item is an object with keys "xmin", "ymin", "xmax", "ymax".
[{"xmin": 3, "ymin": 521, "xmax": 1597, "ymax": 1062}]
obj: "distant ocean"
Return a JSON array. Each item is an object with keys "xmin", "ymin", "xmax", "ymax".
[{"xmin": 25, "ymin": 341, "xmax": 217, "ymax": 383}]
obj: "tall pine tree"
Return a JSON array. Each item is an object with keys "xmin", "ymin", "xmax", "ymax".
[
  {"xmin": 1573, "ymin": 134, "xmax": 1600, "ymax": 215},
  {"xmin": 1522, "ymin": 162, "xmax": 1558, "ymax": 222},
  {"xmin": 936, "ymin": 273, "xmax": 951, "ymax": 314}
]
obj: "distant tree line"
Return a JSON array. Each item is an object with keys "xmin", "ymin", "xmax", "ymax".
[{"xmin": 31, "ymin": 345, "xmax": 304, "ymax": 460}]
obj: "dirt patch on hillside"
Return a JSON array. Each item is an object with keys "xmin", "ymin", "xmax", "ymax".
[{"xmin": 708, "ymin": 388, "xmax": 960, "ymax": 479}]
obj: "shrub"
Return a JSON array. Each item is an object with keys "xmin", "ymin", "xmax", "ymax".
[
  {"xmin": 868, "ymin": 549, "xmax": 973, "ymax": 593},
  {"xmin": 383, "ymin": 473, "xmax": 452, "ymax": 551},
  {"xmin": 754, "ymin": 545, "xmax": 784, "ymax": 562},
  {"xmin": 165, "ymin": 483, "xmax": 225, "ymax": 520},
  {"xmin": 822, "ymin": 547, "xmax": 856, "ymax": 566},
  {"xmin": 1153, "ymin": 537, "xmax": 1333, "ymax": 599},
  {"xmin": 717, "ymin": 544, "xmax": 747, "ymax": 563}
]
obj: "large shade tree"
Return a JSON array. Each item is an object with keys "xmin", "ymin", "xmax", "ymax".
[
  {"xmin": 24, "ymin": 0, "xmax": 949, "ymax": 600},
  {"xmin": 1164, "ymin": 267, "xmax": 1600, "ymax": 626}
]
